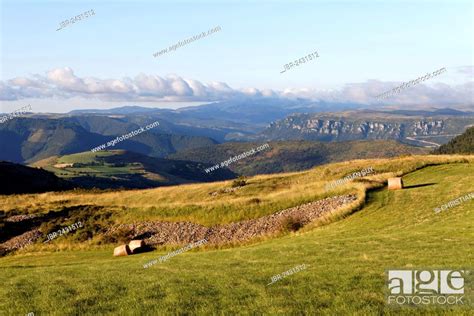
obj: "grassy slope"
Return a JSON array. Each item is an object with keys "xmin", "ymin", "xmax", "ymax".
[
  {"xmin": 1, "ymin": 155, "xmax": 464, "ymax": 229},
  {"xmin": 34, "ymin": 151, "xmax": 143, "ymax": 178},
  {"xmin": 169, "ymin": 140, "xmax": 429, "ymax": 176},
  {"xmin": 434, "ymin": 126, "xmax": 474, "ymax": 154},
  {"xmin": 0, "ymin": 157, "xmax": 473, "ymax": 315},
  {"xmin": 30, "ymin": 150, "xmax": 235, "ymax": 189}
]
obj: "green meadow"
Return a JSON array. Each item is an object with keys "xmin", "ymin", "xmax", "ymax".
[{"xmin": 1, "ymin": 156, "xmax": 473, "ymax": 315}]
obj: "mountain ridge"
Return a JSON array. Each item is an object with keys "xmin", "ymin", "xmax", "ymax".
[{"xmin": 256, "ymin": 110, "xmax": 474, "ymax": 146}]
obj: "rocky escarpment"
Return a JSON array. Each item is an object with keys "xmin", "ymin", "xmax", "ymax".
[
  {"xmin": 105, "ymin": 194, "xmax": 357, "ymax": 246},
  {"xmin": 261, "ymin": 113, "xmax": 473, "ymax": 142}
]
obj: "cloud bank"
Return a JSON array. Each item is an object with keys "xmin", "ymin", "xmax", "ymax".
[{"xmin": 1, "ymin": 67, "xmax": 472, "ymax": 106}]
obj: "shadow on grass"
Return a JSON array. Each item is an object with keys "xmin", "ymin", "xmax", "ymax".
[
  {"xmin": 0, "ymin": 205, "xmax": 102, "ymax": 243},
  {"xmin": 131, "ymin": 245, "xmax": 156, "ymax": 254},
  {"xmin": 403, "ymin": 183, "xmax": 437, "ymax": 189}
]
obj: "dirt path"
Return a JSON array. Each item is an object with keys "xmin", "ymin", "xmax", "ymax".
[{"xmin": 405, "ymin": 137, "xmax": 441, "ymax": 147}]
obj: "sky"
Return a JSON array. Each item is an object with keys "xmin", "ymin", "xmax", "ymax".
[{"xmin": 1, "ymin": 0, "xmax": 473, "ymax": 113}]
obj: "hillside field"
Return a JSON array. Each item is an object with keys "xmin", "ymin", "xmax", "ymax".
[
  {"xmin": 169, "ymin": 140, "xmax": 429, "ymax": 176},
  {"xmin": 0, "ymin": 155, "xmax": 473, "ymax": 315},
  {"xmin": 29, "ymin": 150, "xmax": 235, "ymax": 189}
]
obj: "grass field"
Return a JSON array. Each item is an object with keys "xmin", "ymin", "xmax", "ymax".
[
  {"xmin": 33, "ymin": 151, "xmax": 144, "ymax": 178},
  {"xmin": 1, "ymin": 156, "xmax": 473, "ymax": 315},
  {"xmin": 28, "ymin": 150, "xmax": 235, "ymax": 190},
  {"xmin": 2, "ymin": 155, "xmax": 471, "ymax": 227}
]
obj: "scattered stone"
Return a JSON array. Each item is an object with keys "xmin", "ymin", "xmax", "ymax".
[
  {"xmin": 4, "ymin": 214, "xmax": 37, "ymax": 222},
  {"xmin": 0, "ymin": 229, "xmax": 42, "ymax": 255},
  {"xmin": 2, "ymin": 194, "xmax": 358, "ymax": 257},
  {"xmin": 105, "ymin": 194, "xmax": 357, "ymax": 247}
]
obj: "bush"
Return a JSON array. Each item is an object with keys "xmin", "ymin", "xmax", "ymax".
[
  {"xmin": 38, "ymin": 206, "xmax": 114, "ymax": 243},
  {"xmin": 231, "ymin": 176, "xmax": 247, "ymax": 188},
  {"xmin": 249, "ymin": 198, "xmax": 261, "ymax": 204},
  {"xmin": 102, "ymin": 226, "xmax": 132, "ymax": 244},
  {"xmin": 279, "ymin": 215, "xmax": 305, "ymax": 232}
]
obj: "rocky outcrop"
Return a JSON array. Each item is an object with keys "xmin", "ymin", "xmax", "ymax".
[
  {"xmin": 411, "ymin": 120, "xmax": 444, "ymax": 136},
  {"xmin": 262, "ymin": 113, "xmax": 473, "ymax": 142}
]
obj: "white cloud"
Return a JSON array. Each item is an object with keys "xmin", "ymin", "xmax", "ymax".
[
  {"xmin": 456, "ymin": 65, "xmax": 474, "ymax": 75},
  {"xmin": 1, "ymin": 67, "xmax": 472, "ymax": 106}
]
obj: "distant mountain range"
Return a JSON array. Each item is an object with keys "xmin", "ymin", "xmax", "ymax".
[
  {"xmin": 1, "ymin": 101, "xmax": 471, "ymax": 193},
  {"xmin": 0, "ymin": 117, "xmax": 217, "ymax": 163},
  {"xmin": 0, "ymin": 99, "xmax": 363, "ymax": 164},
  {"xmin": 1, "ymin": 102, "xmax": 472, "ymax": 166},
  {"xmin": 254, "ymin": 110, "xmax": 474, "ymax": 147},
  {"xmin": 68, "ymin": 99, "xmax": 363, "ymax": 125},
  {"xmin": 66, "ymin": 99, "xmax": 365, "ymax": 138},
  {"xmin": 382, "ymin": 108, "xmax": 472, "ymax": 116}
]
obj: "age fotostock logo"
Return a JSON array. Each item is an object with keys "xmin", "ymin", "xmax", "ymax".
[{"xmin": 387, "ymin": 269, "xmax": 467, "ymax": 306}]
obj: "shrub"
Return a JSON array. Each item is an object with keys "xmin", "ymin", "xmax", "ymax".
[
  {"xmin": 249, "ymin": 198, "xmax": 261, "ymax": 204},
  {"xmin": 231, "ymin": 176, "xmax": 247, "ymax": 188},
  {"xmin": 102, "ymin": 226, "xmax": 132, "ymax": 244},
  {"xmin": 38, "ymin": 206, "xmax": 114, "ymax": 243},
  {"xmin": 279, "ymin": 215, "xmax": 305, "ymax": 232}
]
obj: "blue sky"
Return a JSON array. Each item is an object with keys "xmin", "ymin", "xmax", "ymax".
[{"xmin": 1, "ymin": 0, "xmax": 473, "ymax": 112}]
